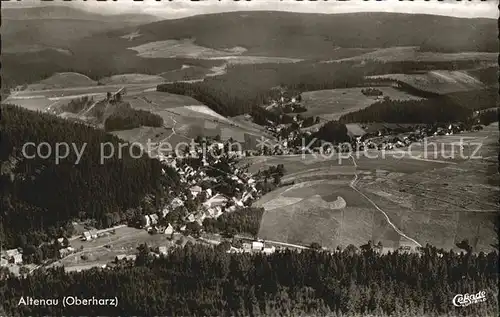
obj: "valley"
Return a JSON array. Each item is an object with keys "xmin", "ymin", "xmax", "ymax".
[{"xmin": 0, "ymin": 4, "xmax": 498, "ymax": 317}]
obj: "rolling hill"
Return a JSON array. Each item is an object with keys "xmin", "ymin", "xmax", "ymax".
[
  {"xmin": 82, "ymin": 11, "xmax": 497, "ymax": 59},
  {"xmin": 3, "ymin": 9, "xmax": 496, "ymax": 93},
  {"xmin": 2, "ymin": 6, "xmax": 160, "ymax": 53}
]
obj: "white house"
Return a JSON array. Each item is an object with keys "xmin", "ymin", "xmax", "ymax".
[
  {"xmin": 205, "ymin": 188, "xmax": 213, "ymax": 198},
  {"xmin": 190, "ymin": 185, "xmax": 202, "ymax": 198},
  {"xmin": 252, "ymin": 241, "xmax": 264, "ymax": 251},
  {"xmin": 262, "ymin": 246, "xmax": 276, "ymax": 255},
  {"xmin": 82, "ymin": 231, "xmax": 92, "ymax": 241},
  {"xmin": 161, "ymin": 207, "xmax": 170, "ymax": 218},
  {"xmin": 142, "ymin": 215, "xmax": 151, "ymax": 228},
  {"xmin": 11, "ymin": 253, "xmax": 23, "ymax": 264},
  {"xmin": 203, "ymin": 194, "xmax": 228, "ymax": 209},
  {"xmin": 165, "ymin": 224, "xmax": 174, "ymax": 236},
  {"xmin": 5, "ymin": 249, "xmax": 19, "ymax": 257},
  {"xmin": 149, "ymin": 214, "xmax": 159, "ymax": 225}
]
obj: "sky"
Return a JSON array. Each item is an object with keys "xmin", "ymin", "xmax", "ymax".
[{"xmin": 2, "ymin": 0, "xmax": 498, "ymax": 19}]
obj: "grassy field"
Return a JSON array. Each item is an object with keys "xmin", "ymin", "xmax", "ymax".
[
  {"xmin": 256, "ymin": 178, "xmax": 403, "ymax": 249},
  {"xmin": 356, "ymin": 124, "xmax": 499, "ymax": 252},
  {"xmin": 118, "ymin": 91, "xmax": 275, "ymax": 150},
  {"xmin": 253, "ymin": 124, "xmax": 498, "ymax": 252},
  {"xmin": 26, "ymin": 72, "xmax": 98, "ymax": 90},
  {"xmin": 367, "ymin": 70, "xmax": 486, "ymax": 94},
  {"xmin": 301, "ymin": 86, "xmax": 422, "ymax": 121},
  {"xmin": 127, "ymin": 39, "xmax": 303, "ymax": 64},
  {"xmin": 334, "ymin": 46, "xmax": 498, "ymax": 63},
  {"xmin": 54, "ymin": 226, "xmax": 178, "ymax": 272}
]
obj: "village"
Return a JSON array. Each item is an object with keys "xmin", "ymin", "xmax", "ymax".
[
  {"xmin": 1, "ymin": 89, "xmax": 487, "ymax": 276},
  {"xmin": 257, "ymin": 90, "xmax": 484, "ymax": 157}
]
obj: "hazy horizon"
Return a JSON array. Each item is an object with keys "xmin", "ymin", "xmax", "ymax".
[{"xmin": 2, "ymin": 0, "xmax": 498, "ymax": 19}]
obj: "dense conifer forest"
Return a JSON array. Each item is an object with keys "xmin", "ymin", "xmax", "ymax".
[
  {"xmin": 0, "ymin": 244, "xmax": 497, "ymax": 316},
  {"xmin": 0, "ymin": 105, "xmax": 179, "ymax": 249},
  {"xmin": 203, "ymin": 207, "xmax": 265, "ymax": 237},
  {"xmin": 104, "ymin": 108, "xmax": 164, "ymax": 132},
  {"xmin": 156, "ymin": 60, "xmax": 488, "ymax": 118},
  {"xmin": 338, "ymin": 98, "xmax": 473, "ymax": 124}
]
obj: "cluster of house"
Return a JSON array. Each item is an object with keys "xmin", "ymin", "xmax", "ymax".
[
  {"xmin": 260, "ymin": 121, "xmax": 477, "ymax": 156},
  {"xmin": 114, "ymin": 254, "xmax": 137, "ymax": 263},
  {"xmin": 59, "ymin": 246, "xmax": 76, "ymax": 259},
  {"xmin": 150, "ymin": 141, "xmax": 261, "ymax": 232},
  {"xmin": 0, "ymin": 248, "xmax": 23, "ymax": 266},
  {"xmin": 227, "ymin": 240, "xmax": 277, "ymax": 255},
  {"xmin": 80, "ymin": 228, "xmax": 116, "ymax": 241}
]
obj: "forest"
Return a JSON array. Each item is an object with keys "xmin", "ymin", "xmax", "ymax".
[
  {"xmin": 338, "ymin": 98, "xmax": 473, "ymax": 124},
  {"xmin": 0, "ymin": 244, "xmax": 497, "ymax": 316},
  {"xmin": 104, "ymin": 108, "xmax": 164, "ymax": 132},
  {"xmin": 156, "ymin": 60, "xmax": 487, "ymax": 119},
  {"xmin": 203, "ymin": 207, "xmax": 265, "ymax": 238},
  {"xmin": 478, "ymin": 108, "xmax": 499, "ymax": 126},
  {"xmin": 0, "ymin": 104, "xmax": 180, "ymax": 249}
]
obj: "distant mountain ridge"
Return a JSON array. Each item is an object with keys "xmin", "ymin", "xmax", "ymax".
[
  {"xmin": 97, "ymin": 11, "xmax": 496, "ymax": 57},
  {"xmin": 2, "ymin": 5, "xmax": 161, "ymax": 23}
]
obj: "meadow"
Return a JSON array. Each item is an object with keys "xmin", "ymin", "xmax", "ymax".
[
  {"xmin": 335, "ymin": 46, "xmax": 498, "ymax": 63},
  {"xmin": 251, "ymin": 124, "xmax": 498, "ymax": 252},
  {"xmin": 301, "ymin": 86, "xmax": 422, "ymax": 121},
  {"xmin": 367, "ymin": 70, "xmax": 486, "ymax": 94}
]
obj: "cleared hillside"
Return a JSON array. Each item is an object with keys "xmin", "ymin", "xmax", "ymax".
[
  {"xmin": 26, "ymin": 72, "xmax": 98, "ymax": 90},
  {"xmin": 368, "ymin": 70, "xmax": 486, "ymax": 94},
  {"xmin": 90, "ymin": 11, "xmax": 497, "ymax": 59},
  {"xmin": 2, "ymin": 6, "xmax": 160, "ymax": 53}
]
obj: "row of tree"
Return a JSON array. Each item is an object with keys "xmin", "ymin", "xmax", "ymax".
[
  {"xmin": 1, "ymin": 244, "xmax": 497, "ymax": 316},
  {"xmin": 339, "ymin": 97, "xmax": 473, "ymax": 124}
]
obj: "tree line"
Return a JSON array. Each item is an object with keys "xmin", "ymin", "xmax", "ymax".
[
  {"xmin": 339, "ymin": 97, "xmax": 473, "ymax": 124},
  {"xmin": 0, "ymin": 244, "xmax": 497, "ymax": 316}
]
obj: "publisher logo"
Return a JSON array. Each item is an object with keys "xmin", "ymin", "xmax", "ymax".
[{"xmin": 452, "ymin": 291, "xmax": 487, "ymax": 307}]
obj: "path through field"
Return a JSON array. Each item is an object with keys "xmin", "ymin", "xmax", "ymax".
[{"xmin": 349, "ymin": 155, "xmax": 422, "ymax": 247}]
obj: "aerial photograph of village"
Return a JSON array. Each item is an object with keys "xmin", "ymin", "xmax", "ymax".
[{"xmin": 0, "ymin": 1, "xmax": 498, "ymax": 316}]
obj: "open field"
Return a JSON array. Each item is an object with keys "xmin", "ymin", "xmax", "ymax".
[
  {"xmin": 128, "ymin": 39, "xmax": 246, "ymax": 59},
  {"xmin": 253, "ymin": 124, "xmax": 498, "ymax": 251},
  {"xmin": 51, "ymin": 226, "xmax": 181, "ymax": 272},
  {"xmin": 99, "ymin": 73, "xmax": 166, "ymax": 85},
  {"xmin": 256, "ymin": 178, "xmax": 405, "ymax": 249},
  {"xmin": 160, "ymin": 65, "xmax": 213, "ymax": 82},
  {"xmin": 301, "ymin": 86, "xmax": 423, "ymax": 121},
  {"xmin": 333, "ymin": 46, "xmax": 498, "ymax": 63},
  {"xmin": 128, "ymin": 39, "xmax": 303, "ymax": 64},
  {"xmin": 109, "ymin": 92, "xmax": 274, "ymax": 151},
  {"xmin": 26, "ymin": 72, "xmax": 98, "ymax": 90},
  {"xmin": 367, "ymin": 70, "xmax": 486, "ymax": 94}
]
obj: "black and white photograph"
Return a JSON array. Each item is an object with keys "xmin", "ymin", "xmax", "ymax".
[{"xmin": 0, "ymin": 0, "xmax": 498, "ymax": 316}]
